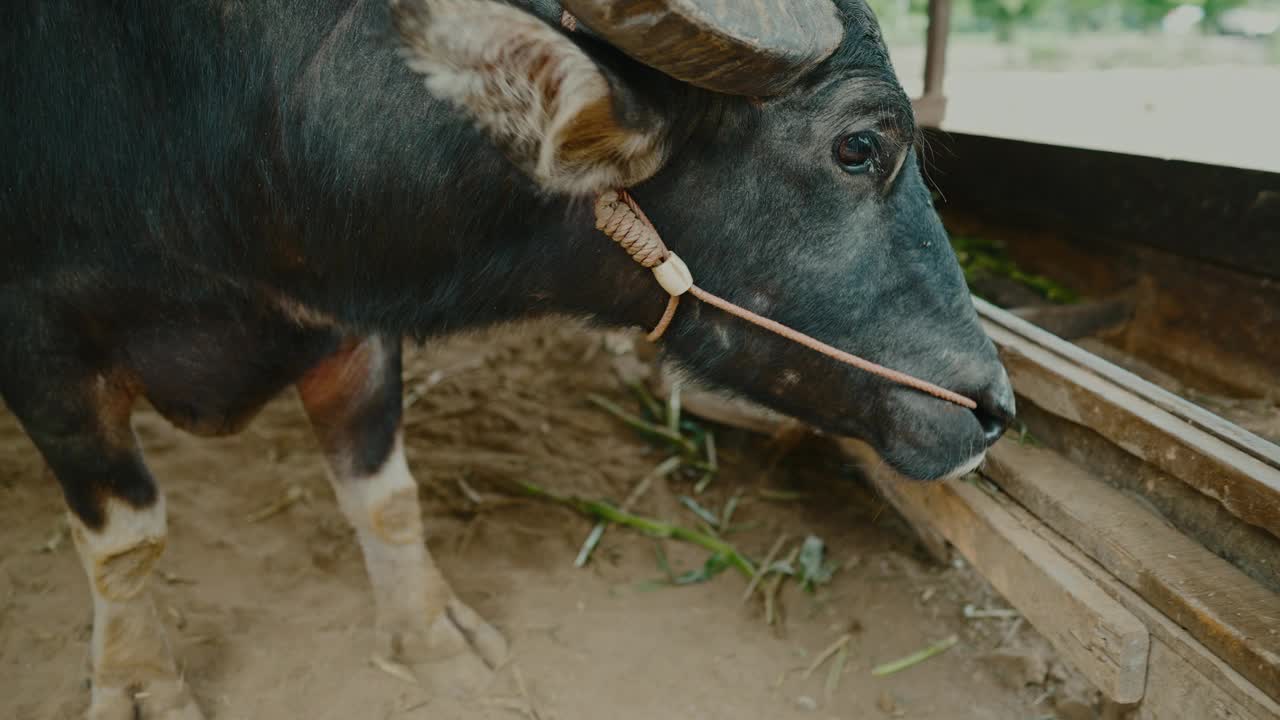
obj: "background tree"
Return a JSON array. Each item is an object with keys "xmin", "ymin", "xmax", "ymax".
[{"xmin": 970, "ymin": 0, "xmax": 1047, "ymax": 41}]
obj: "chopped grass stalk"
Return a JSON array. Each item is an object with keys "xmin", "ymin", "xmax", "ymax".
[
  {"xmin": 640, "ymin": 548, "xmax": 733, "ymax": 590},
  {"xmin": 679, "ymin": 496, "xmax": 721, "ymax": 529},
  {"xmin": 514, "ymin": 479, "xmax": 755, "ymax": 578},
  {"xmin": 457, "ymin": 476, "xmax": 484, "ymax": 505},
  {"xmin": 627, "ymin": 456, "xmax": 681, "ymax": 504},
  {"xmin": 722, "ymin": 520, "xmax": 763, "ymax": 536},
  {"xmin": 671, "ymin": 552, "xmax": 733, "ymax": 585},
  {"xmin": 825, "ymin": 641, "xmax": 849, "ymax": 704},
  {"xmin": 370, "ymin": 655, "xmax": 418, "ymax": 685},
  {"xmin": 804, "ymin": 633, "xmax": 852, "ymax": 680},
  {"xmin": 574, "ymin": 524, "xmax": 607, "ymax": 568},
  {"xmin": 574, "ymin": 456, "xmax": 680, "ymax": 568},
  {"xmin": 742, "ymin": 533, "xmax": 790, "ymax": 603},
  {"xmin": 720, "ymin": 489, "xmax": 743, "ymax": 529},
  {"xmin": 962, "ymin": 604, "xmax": 1019, "ymax": 620},
  {"xmin": 653, "ymin": 541, "xmax": 676, "ymax": 583},
  {"xmin": 871, "ymin": 634, "xmax": 959, "ymax": 677},
  {"xmin": 625, "ymin": 379, "xmax": 666, "ymax": 423},
  {"xmin": 766, "ymin": 544, "xmax": 802, "ymax": 626},
  {"xmin": 512, "ymin": 665, "xmax": 543, "ymax": 720},
  {"xmin": 1015, "ymin": 422, "xmax": 1041, "ymax": 447},
  {"xmin": 246, "ymin": 485, "xmax": 306, "ymax": 523},
  {"xmin": 1000, "ymin": 616, "xmax": 1026, "ymax": 647},
  {"xmin": 759, "ymin": 488, "xmax": 808, "ymax": 502},
  {"xmin": 587, "ymin": 394, "xmax": 696, "ymax": 456},
  {"xmin": 694, "ymin": 430, "xmax": 718, "ymax": 494}
]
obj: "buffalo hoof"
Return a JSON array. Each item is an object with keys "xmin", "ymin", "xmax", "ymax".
[
  {"xmin": 375, "ymin": 596, "xmax": 509, "ymax": 698},
  {"xmin": 88, "ymin": 679, "xmax": 204, "ymax": 720}
]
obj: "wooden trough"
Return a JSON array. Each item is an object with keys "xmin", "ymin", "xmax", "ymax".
[{"xmin": 650, "ymin": 294, "xmax": 1280, "ymax": 719}]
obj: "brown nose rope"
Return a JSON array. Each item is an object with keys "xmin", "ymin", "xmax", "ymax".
[{"xmin": 593, "ymin": 190, "xmax": 978, "ymax": 411}]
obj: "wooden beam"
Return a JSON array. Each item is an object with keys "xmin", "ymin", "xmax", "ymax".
[
  {"xmin": 984, "ymin": 439, "xmax": 1280, "ymax": 703},
  {"xmin": 977, "ymin": 301, "xmax": 1280, "ymax": 540},
  {"xmin": 1002, "ymin": 473, "xmax": 1280, "ymax": 720},
  {"xmin": 976, "ymin": 297, "xmax": 1280, "ymax": 471},
  {"xmin": 922, "ymin": 130, "xmax": 1280, "ymax": 282},
  {"xmin": 922, "ymin": 0, "xmax": 951, "ymax": 97},
  {"xmin": 863, "ymin": 468, "xmax": 954, "ymax": 565},
  {"xmin": 1139, "ymin": 640, "xmax": 1272, "ymax": 720},
  {"xmin": 1007, "ymin": 292, "xmax": 1134, "ymax": 340},
  {"xmin": 918, "ymin": 0, "xmax": 952, "ymax": 129},
  {"xmin": 911, "ymin": 94, "xmax": 946, "ymax": 129},
  {"xmin": 1011, "ymin": 400, "xmax": 1280, "ymax": 596},
  {"xmin": 851, "ymin": 460, "xmax": 1150, "ymax": 704}
]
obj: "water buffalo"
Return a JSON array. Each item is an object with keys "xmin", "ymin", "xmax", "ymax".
[{"xmin": 0, "ymin": 0, "xmax": 1014, "ymax": 716}]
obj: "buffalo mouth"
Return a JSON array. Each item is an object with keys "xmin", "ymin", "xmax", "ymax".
[{"xmin": 652, "ymin": 366, "xmax": 996, "ymax": 483}]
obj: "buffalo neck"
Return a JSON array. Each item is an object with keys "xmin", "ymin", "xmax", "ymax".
[{"xmin": 260, "ymin": 1, "xmax": 725, "ymax": 340}]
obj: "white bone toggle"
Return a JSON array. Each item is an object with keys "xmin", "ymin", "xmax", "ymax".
[{"xmin": 652, "ymin": 252, "xmax": 693, "ymax": 296}]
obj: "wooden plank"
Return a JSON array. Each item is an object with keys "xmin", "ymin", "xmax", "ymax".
[
  {"xmin": 984, "ymin": 439, "xmax": 1280, "ymax": 703},
  {"xmin": 1012, "ymin": 400, "xmax": 1280, "ymax": 594},
  {"xmin": 977, "ymin": 297, "xmax": 1280, "ymax": 470},
  {"xmin": 911, "ymin": 93, "xmax": 946, "ymax": 129},
  {"xmin": 919, "ymin": 129, "xmax": 1280, "ymax": 279},
  {"xmin": 980, "ymin": 315, "xmax": 1280, "ymax": 540},
  {"xmin": 838, "ymin": 437, "xmax": 954, "ymax": 565},
  {"xmin": 1138, "ymin": 640, "xmax": 1270, "ymax": 720},
  {"xmin": 1122, "ymin": 249, "xmax": 1280, "ymax": 401},
  {"xmin": 863, "ymin": 468, "xmax": 953, "ymax": 566},
  {"xmin": 845, "ymin": 453, "xmax": 1151, "ymax": 704},
  {"xmin": 1004, "ymin": 481, "xmax": 1280, "ymax": 720},
  {"xmin": 1007, "ymin": 292, "xmax": 1134, "ymax": 341}
]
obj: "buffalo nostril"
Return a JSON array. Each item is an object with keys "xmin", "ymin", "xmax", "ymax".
[
  {"xmin": 971, "ymin": 377, "xmax": 1016, "ymax": 447},
  {"xmin": 973, "ymin": 406, "xmax": 1010, "ymax": 446}
]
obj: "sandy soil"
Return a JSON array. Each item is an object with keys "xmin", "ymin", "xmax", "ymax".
[{"xmin": 0, "ymin": 322, "xmax": 1092, "ymax": 720}]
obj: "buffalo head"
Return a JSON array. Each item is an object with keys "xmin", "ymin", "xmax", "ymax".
[{"xmin": 390, "ymin": 0, "xmax": 1015, "ymax": 481}]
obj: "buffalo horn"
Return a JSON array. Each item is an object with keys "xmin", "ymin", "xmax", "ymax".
[{"xmin": 558, "ymin": 0, "xmax": 844, "ymax": 96}]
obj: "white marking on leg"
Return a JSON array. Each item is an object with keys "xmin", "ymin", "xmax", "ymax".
[
  {"xmin": 70, "ymin": 496, "xmax": 203, "ymax": 719},
  {"xmin": 329, "ymin": 435, "xmax": 467, "ymax": 663}
]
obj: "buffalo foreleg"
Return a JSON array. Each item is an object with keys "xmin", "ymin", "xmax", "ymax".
[
  {"xmin": 0, "ymin": 351, "xmax": 202, "ymax": 719},
  {"xmin": 297, "ymin": 335, "xmax": 507, "ymax": 694}
]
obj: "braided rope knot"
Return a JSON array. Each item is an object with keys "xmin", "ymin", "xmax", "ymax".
[{"xmin": 594, "ymin": 190, "xmax": 667, "ymax": 268}]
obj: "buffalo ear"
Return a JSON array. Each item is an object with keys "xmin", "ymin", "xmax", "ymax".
[{"xmin": 392, "ymin": 0, "xmax": 670, "ymax": 195}]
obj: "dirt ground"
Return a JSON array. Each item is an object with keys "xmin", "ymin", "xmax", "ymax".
[{"xmin": 0, "ymin": 321, "xmax": 1096, "ymax": 720}]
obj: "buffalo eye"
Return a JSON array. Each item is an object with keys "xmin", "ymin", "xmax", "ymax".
[{"xmin": 834, "ymin": 132, "xmax": 879, "ymax": 175}]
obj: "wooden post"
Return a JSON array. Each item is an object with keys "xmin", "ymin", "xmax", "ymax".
[
  {"xmin": 923, "ymin": 0, "xmax": 951, "ymax": 97},
  {"xmin": 913, "ymin": 0, "xmax": 952, "ymax": 127}
]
